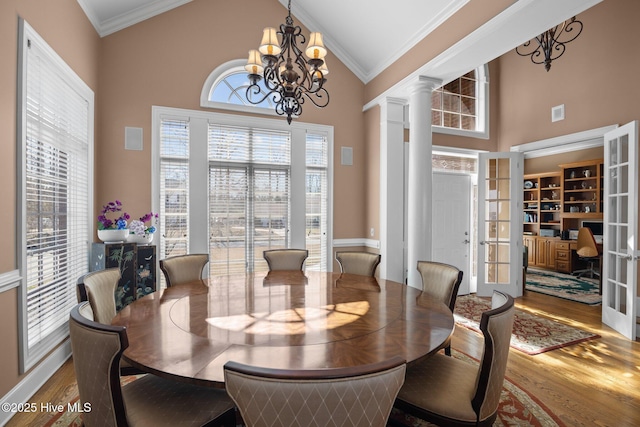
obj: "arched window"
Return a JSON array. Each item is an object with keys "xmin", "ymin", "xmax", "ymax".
[{"xmin": 201, "ymin": 59, "xmax": 278, "ymax": 116}]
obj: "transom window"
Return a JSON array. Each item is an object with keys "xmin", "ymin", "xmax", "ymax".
[
  {"xmin": 209, "ymin": 70, "xmax": 273, "ymax": 109},
  {"xmin": 432, "ymin": 70, "xmax": 477, "ymax": 130}
]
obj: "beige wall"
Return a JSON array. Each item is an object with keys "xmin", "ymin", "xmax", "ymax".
[
  {"xmin": 0, "ymin": 0, "xmax": 99, "ymax": 397},
  {"xmin": 97, "ymin": 0, "xmax": 367, "ymax": 239},
  {"xmin": 496, "ymin": 0, "xmax": 640, "ymax": 151}
]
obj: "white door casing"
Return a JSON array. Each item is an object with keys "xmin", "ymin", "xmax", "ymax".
[
  {"xmin": 603, "ymin": 121, "xmax": 638, "ymax": 340},
  {"xmin": 477, "ymin": 152, "xmax": 524, "ymax": 297}
]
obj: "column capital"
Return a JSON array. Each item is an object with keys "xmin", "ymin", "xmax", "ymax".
[{"xmin": 412, "ymin": 75, "xmax": 442, "ymax": 94}]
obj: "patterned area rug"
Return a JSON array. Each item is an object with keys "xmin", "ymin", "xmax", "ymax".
[
  {"xmin": 526, "ymin": 268, "xmax": 601, "ymax": 305},
  {"xmin": 389, "ymin": 350, "xmax": 565, "ymax": 427},
  {"xmin": 454, "ymin": 294, "xmax": 600, "ymax": 355}
]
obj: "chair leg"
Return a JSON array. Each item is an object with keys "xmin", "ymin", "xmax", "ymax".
[{"xmin": 444, "ymin": 344, "xmax": 452, "ymax": 356}]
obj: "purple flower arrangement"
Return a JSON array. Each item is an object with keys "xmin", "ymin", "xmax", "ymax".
[{"xmin": 97, "ymin": 200, "xmax": 130, "ymax": 230}]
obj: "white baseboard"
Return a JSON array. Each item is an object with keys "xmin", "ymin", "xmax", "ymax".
[
  {"xmin": 333, "ymin": 238, "xmax": 380, "ymax": 249},
  {"xmin": 0, "ymin": 340, "xmax": 71, "ymax": 426}
]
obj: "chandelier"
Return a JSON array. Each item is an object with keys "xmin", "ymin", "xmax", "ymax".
[
  {"xmin": 245, "ymin": 0, "xmax": 329, "ymax": 124},
  {"xmin": 515, "ymin": 17, "xmax": 583, "ymax": 72}
]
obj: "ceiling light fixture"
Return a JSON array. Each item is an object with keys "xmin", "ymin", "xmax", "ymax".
[
  {"xmin": 245, "ymin": 0, "xmax": 329, "ymax": 124},
  {"xmin": 515, "ymin": 17, "xmax": 583, "ymax": 72}
]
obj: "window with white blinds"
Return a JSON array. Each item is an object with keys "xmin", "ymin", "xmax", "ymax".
[
  {"xmin": 305, "ymin": 132, "xmax": 328, "ymax": 271},
  {"xmin": 18, "ymin": 20, "xmax": 93, "ymax": 371},
  {"xmin": 153, "ymin": 109, "xmax": 332, "ymax": 275},
  {"xmin": 159, "ymin": 119, "xmax": 190, "ymax": 261},
  {"xmin": 209, "ymin": 124, "xmax": 291, "ymax": 274}
]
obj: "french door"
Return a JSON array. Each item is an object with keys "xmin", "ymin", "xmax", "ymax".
[
  {"xmin": 603, "ymin": 121, "xmax": 638, "ymax": 340},
  {"xmin": 477, "ymin": 152, "xmax": 523, "ymax": 297}
]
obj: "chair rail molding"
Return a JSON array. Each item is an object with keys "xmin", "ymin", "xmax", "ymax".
[
  {"xmin": 333, "ymin": 238, "xmax": 380, "ymax": 250},
  {"xmin": 0, "ymin": 269, "xmax": 21, "ymax": 293}
]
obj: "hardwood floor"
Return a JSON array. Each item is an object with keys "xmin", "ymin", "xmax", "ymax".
[{"xmin": 5, "ymin": 290, "xmax": 640, "ymax": 427}]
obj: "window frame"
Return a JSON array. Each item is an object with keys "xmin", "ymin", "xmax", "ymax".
[
  {"xmin": 152, "ymin": 107, "xmax": 334, "ymax": 273},
  {"xmin": 200, "ymin": 59, "xmax": 282, "ymax": 118},
  {"xmin": 432, "ymin": 64, "xmax": 489, "ymax": 139},
  {"xmin": 16, "ymin": 19, "xmax": 94, "ymax": 372}
]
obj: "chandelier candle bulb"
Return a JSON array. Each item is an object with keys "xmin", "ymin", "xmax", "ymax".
[
  {"xmin": 245, "ymin": 50, "xmax": 263, "ymax": 76},
  {"xmin": 259, "ymin": 27, "xmax": 281, "ymax": 56},
  {"xmin": 305, "ymin": 32, "xmax": 327, "ymax": 59}
]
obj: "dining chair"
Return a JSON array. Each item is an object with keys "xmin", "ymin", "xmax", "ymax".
[
  {"xmin": 224, "ymin": 356, "xmax": 406, "ymax": 427},
  {"xmin": 76, "ymin": 268, "xmax": 142, "ymax": 376},
  {"xmin": 416, "ymin": 260, "xmax": 463, "ymax": 356},
  {"xmin": 159, "ymin": 253, "xmax": 209, "ymax": 287},
  {"xmin": 393, "ymin": 291, "xmax": 515, "ymax": 427},
  {"xmin": 263, "ymin": 249, "xmax": 308, "ymax": 271},
  {"xmin": 69, "ymin": 302, "xmax": 236, "ymax": 427},
  {"xmin": 76, "ymin": 268, "xmax": 120, "ymax": 324},
  {"xmin": 335, "ymin": 251, "xmax": 381, "ymax": 276}
]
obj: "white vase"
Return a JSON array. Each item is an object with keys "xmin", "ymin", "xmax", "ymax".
[
  {"xmin": 127, "ymin": 233, "xmax": 154, "ymax": 245},
  {"xmin": 97, "ymin": 229, "xmax": 129, "ymax": 243}
]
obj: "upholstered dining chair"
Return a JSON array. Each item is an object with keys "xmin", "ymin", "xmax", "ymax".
[
  {"xmin": 335, "ymin": 251, "xmax": 381, "ymax": 276},
  {"xmin": 76, "ymin": 268, "xmax": 142, "ymax": 376},
  {"xmin": 224, "ymin": 356, "xmax": 406, "ymax": 427},
  {"xmin": 263, "ymin": 249, "xmax": 308, "ymax": 271},
  {"xmin": 69, "ymin": 302, "xmax": 236, "ymax": 427},
  {"xmin": 159, "ymin": 253, "xmax": 209, "ymax": 287},
  {"xmin": 76, "ymin": 268, "xmax": 120, "ymax": 324},
  {"xmin": 416, "ymin": 260, "xmax": 463, "ymax": 356},
  {"xmin": 393, "ymin": 291, "xmax": 515, "ymax": 427}
]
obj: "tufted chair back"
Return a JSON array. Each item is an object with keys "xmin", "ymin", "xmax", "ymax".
[{"xmin": 225, "ymin": 357, "xmax": 406, "ymax": 427}]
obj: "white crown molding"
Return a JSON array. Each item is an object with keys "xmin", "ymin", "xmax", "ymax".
[{"xmin": 78, "ymin": 0, "xmax": 193, "ymax": 37}]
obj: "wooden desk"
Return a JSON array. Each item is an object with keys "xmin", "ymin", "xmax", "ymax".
[{"xmin": 111, "ymin": 271, "xmax": 454, "ymax": 388}]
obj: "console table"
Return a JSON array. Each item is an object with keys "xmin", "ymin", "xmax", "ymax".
[{"xmin": 91, "ymin": 242, "xmax": 157, "ymax": 310}]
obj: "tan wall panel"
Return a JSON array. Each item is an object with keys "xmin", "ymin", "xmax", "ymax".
[{"xmin": 97, "ymin": 0, "xmax": 366, "ymax": 239}]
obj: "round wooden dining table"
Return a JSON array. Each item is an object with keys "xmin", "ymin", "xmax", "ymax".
[{"xmin": 111, "ymin": 270, "xmax": 455, "ymax": 388}]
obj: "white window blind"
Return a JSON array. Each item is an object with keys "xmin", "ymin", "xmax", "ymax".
[
  {"xmin": 159, "ymin": 118, "xmax": 190, "ymax": 261},
  {"xmin": 19, "ymin": 20, "xmax": 93, "ymax": 371},
  {"xmin": 305, "ymin": 132, "xmax": 328, "ymax": 271},
  {"xmin": 208, "ymin": 124, "xmax": 291, "ymax": 274}
]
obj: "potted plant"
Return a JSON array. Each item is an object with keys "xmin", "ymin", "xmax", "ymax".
[{"xmin": 97, "ymin": 200, "xmax": 130, "ymax": 243}]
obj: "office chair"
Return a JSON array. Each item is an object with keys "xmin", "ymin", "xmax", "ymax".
[{"xmin": 574, "ymin": 227, "xmax": 600, "ymax": 279}]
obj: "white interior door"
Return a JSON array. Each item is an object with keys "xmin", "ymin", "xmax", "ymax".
[
  {"xmin": 603, "ymin": 121, "xmax": 638, "ymax": 340},
  {"xmin": 477, "ymin": 152, "xmax": 524, "ymax": 297},
  {"xmin": 432, "ymin": 173, "xmax": 472, "ymax": 294}
]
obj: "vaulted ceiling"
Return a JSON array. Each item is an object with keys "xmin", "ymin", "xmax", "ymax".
[{"xmin": 76, "ymin": 0, "xmax": 601, "ymax": 90}]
